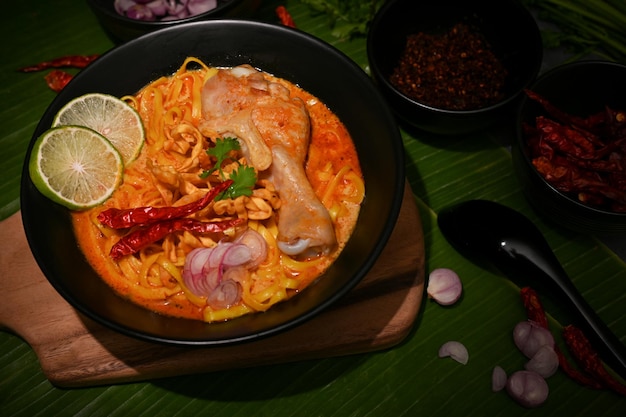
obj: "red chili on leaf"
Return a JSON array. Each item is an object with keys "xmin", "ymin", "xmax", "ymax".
[
  {"xmin": 276, "ymin": 6, "xmax": 296, "ymax": 28},
  {"xmin": 18, "ymin": 54, "xmax": 99, "ymax": 72},
  {"xmin": 44, "ymin": 70, "xmax": 74, "ymax": 93}
]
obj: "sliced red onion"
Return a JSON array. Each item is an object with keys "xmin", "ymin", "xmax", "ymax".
[
  {"xmin": 208, "ymin": 242, "xmax": 233, "ymax": 268},
  {"xmin": 525, "ymin": 345, "xmax": 559, "ymax": 378},
  {"xmin": 438, "ymin": 341, "xmax": 469, "ymax": 365},
  {"xmin": 234, "ymin": 229, "xmax": 268, "ymax": 268},
  {"xmin": 188, "ymin": 0, "xmax": 217, "ymax": 15},
  {"xmin": 512, "ymin": 320, "xmax": 555, "ymax": 358},
  {"xmin": 427, "ymin": 268, "xmax": 462, "ymax": 305},
  {"xmin": 207, "ymin": 279, "xmax": 242, "ymax": 310},
  {"xmin": 492, "ymin": 366, "xmax": 507, "ymax": 392},
  {"xmin": 221, "ymin": 244, "xmax": 252, "ymax": 267},
  {"xmin": 126, "ymin": 4, "xmax": 156, "ymax": 21},
  {"xmin": 506, "ymin": 370, "xmax": 549, "ymax": 408},
  {"xmin": 114, "ymin": 0, "xmax": 219, "ymax": 22}
]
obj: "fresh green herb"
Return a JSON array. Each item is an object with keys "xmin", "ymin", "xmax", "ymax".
[
  {"xmin": 218, "ymin": 165, "xmax": 257, "ymax": 200},
  {"xmin": 201, "ymin": 137, "xmax": 241, "ymax": 179},
  {"xmin": 200, "ymin": 137, "xmax": 257, "ymax": 201},
  {"xmin": 522, "ymin": 0, "xmax": 626, "ymax": 64},
  {"xmin": 300, "ymin": 0, "xmax": 385, "ymax": 40}
]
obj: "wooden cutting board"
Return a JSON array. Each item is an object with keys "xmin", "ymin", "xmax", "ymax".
[{"xmin": 0, "ymin": 183, "xmax": 424, "ymax": 388}]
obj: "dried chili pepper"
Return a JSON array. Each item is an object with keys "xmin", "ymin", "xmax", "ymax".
[
  {"xmin": 44, "ymin": 70, "xmax": 73, "ymax": 93},
  {"xmin": 18, "ymin": 54, "xmax": 99, "ymax": 72},
  {"xmin": 520, "ymin": 287, "xmax": 604, "ymax": 389},
  {"xmin": 276, "ymin": 5, "xmax": 296, "ymax": 28},
  {"xmin": 98, "ymin": 180, "xmax": 233, "ymax": 229},
  {"xmin": 110, "ymin": 217, "xmax": 244, "ymax": 260},
  {"xmin": 523, "ymin": 91, "xmax": 626, "ymax": 212},
  {"xmin": 563, "ymin": 325, "xmax": 626, "ymax": 396}
]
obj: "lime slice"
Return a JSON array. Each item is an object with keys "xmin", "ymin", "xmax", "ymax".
[
  {"xmin": 52, "ymin": 92, "xmax": 144, "ymax": 164},
  {"xmin": 29, "ymin": 126, "xmax": 124, "ymax": 210}
]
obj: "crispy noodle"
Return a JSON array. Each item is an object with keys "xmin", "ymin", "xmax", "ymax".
[{"xmin": 72, "ymin": 57, "xmax": 365, "ymax": 322}]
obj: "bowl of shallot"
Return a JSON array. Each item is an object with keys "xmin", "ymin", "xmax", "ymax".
[{"xmin": 87, "ymin": 0, "xmax": 261, "ymax": 42}]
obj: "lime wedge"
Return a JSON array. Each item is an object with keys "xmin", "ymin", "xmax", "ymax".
[
  {"xmin": 29, "ymin": 126, "xmax": 124, "ymax": 210},
  {"xmin": 52, "ymin": 92, "xmax": 144, "ymax": 164}
]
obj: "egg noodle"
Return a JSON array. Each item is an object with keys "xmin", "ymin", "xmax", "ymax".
[{"xmin": 72, "ymin": 57, "xmax": 364, "ymax": 322}]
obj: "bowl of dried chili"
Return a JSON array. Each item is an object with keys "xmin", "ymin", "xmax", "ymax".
[
  {"xmin": 366, "ymin": 0, "xmax": 542, "ymax": 135},
  {"xmin": 513, "ymin": 60, "xmax": 626, "ymax": 235}
]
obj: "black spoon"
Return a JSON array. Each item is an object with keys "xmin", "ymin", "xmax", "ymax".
[{"xmin": 437, "ymin": 199, "xmax": 626, "ymax": 381}]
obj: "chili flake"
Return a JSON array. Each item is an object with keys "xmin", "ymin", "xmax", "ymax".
[{"xmin": 390, "ymin": 23, "xmax": 508, "ymax": 111}]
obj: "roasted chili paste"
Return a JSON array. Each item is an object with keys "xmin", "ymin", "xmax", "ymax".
[{"xmin": 389, "ymin": 23, "xmax": 507, "ymax": 111}]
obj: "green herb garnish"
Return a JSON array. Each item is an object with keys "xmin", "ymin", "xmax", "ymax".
[{"xmin": 200, "ymin": 137, "xmax": 257, "ymax": 200}]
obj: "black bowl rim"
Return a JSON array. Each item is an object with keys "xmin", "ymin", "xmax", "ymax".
[
  {"xmin": 366, "ymin": 0, "xmax": 543, "ymax": 115},
  {"xmin": 20, "ymin": 19, "xmax": 406, "ymax": 346},
  {"xmin": 87, "ymin": 0, "xmax": 243, "ymax": 27},
  {"xmin": 515, "ymin": 59, "xmax": 626, "ymax": 219}
]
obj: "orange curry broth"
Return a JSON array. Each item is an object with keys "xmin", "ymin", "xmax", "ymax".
[{"xmin": 71, "ymin": 69, "xmax": 362, "ymax": 321}]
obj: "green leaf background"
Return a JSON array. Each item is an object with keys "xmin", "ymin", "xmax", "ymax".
[{"xmin": 1, "ymin": 1, "xmax": 625, "ymax": 416}]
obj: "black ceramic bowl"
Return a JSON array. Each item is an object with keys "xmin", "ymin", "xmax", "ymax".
[
  {"xmin": 513, "ymin": 60, "xmax": 626, "ymax": 235},
  {"xmin": 87, "ymin": 0, "xmax": 260, "ymax": 42},
  {"xmin": 21, "ymin": 20, "xmax": 405, "ymax": 346},
  {"xmin": 367, "ymin": 0, "xmax": 543, "ymax": 135}
]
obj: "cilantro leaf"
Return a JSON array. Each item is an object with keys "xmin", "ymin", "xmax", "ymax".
[
  {"xmin": 201, "ymin": 137, "xmax": 241, "ymax": 178},
  {"xmin": 217, "ymin": 165, "xmax": 257, "ymax": 201}
]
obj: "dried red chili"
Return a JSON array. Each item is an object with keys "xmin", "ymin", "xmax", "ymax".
[
  {"xmin": 18, "ymin": 54, "xmax": 99, "ymax": 72},
  {"xmin": 523, "ymin": 91, "xmax": 626, "ymax": 212},
  {"xmin": 98, "ymin": 180, "xmax": 233, "ymax": 229},
  {"xmin": 276, "ymin": 6, "xmax": 296, "ymax": 28},
  {"xmin": 44, "ymin": 70, "xmax": 73, "ymax": 93},
  {"xmin": 389, "ymin": 23, "xmax": 507, "ymax": 111},
  {"xmin": 110, "ymin": 217, "xmax": 244, "ymax": 260},
  {"xmin": 562, "ymin": 325, "xmax": 626, "ymax": 396}
]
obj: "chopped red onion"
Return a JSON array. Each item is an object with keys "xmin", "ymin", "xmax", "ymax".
[
  {"xmin": 114, "ymin": 0, "xmax": 220, "ymax": 22},
  {"xmin": 207, "ymin": 279, "xmax": 242, "ymax": 309},
  {"xmin": 512, "ymin": 320, "xmax": 555, "ymax": 358},
  {"xmin": 492, "ymin": 365, "xmax": 507, "ymax": 392},
  {"xmin": 182, "ymin": 229, "xmax": 268, "ymax": 299},
  {"xmin": 427, "ymin": 268, "xmax": 462, "ymax": 305},
  {"xmin": 438, "ymin": 341, "xmax": 469, "ymax": 365},
  {"xmin": 506, "ymin": 370, "xmax": 549, "ymax": 408},
  {"xmin": 525, "ymin": 345, "xmax": 559, "ymax": 378}
]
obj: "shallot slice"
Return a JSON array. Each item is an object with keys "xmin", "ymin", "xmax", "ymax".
[
  {"xmin": 438, "ymin": 341, "xmax": 469, "ymax": 365},
  {"xmin": 513, "ymin": 320, "xmax": 555, "ymax": 358},
  {"xmin": 427, "ymin": 268, "xmax": 462, "ymax": 305},
  {"xmin": 506, "ymin": 370, "xmax": 549, "ymax": 408},
  {"xmin": 525, "ymin": 345, "xmax": 559, "ymax": 378},
  {"xmin": 492, "ymin": 366, "xmax": 507, "ymax": 392}
]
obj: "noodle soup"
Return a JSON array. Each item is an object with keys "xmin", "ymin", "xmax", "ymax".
[{"xmin": 72, "ymin": 58, "xmax": 364, "ymax": 322}]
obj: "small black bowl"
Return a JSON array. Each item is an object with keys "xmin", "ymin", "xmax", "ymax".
[
  {"xmin": 21, "ymin": 20, "xmax": 405, "ymax": 346},
  {"xmin": 513, "ymin": 60, "xmax": 626, "ymax": 235},
  {"xmin": 367, "ymin": 0, "xmax": 543, "ymax": 135},
  {"xmin": 87, "ymin": 0, "xmax": 260, "ymax": 43}
]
